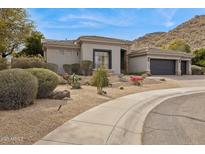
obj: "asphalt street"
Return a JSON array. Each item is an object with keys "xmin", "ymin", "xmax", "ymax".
[{"xmin": 142, "ymin": 92, "xmax": 205, "ymax": 145}]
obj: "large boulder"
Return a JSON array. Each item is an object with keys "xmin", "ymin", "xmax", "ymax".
[{"xmin": 49, "ymin": 90, "xmax": 70, "ymax": 100}]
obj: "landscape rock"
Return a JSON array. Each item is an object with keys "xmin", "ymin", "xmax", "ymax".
[{"xmin": 49, "ymin": 90, "xmax": 70, "ymax": 100}]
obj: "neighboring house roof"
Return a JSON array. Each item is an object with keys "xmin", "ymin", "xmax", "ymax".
[
  {"xmin": 128, "ymin": 47, "xmax": 193, "ymax": 58},
  {"xmin": 42, "ymin": 39, "xmax": 80, "ymax": 49},
  {"xmin": 76, "ymin": 35, "xmax": 133, "ymax": 45}
]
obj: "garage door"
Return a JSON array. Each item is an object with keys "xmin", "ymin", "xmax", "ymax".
[
  {"xmin": 150, "ymin": 59, "xmax": 176, "ymax": 75},
  {"xmin": 181, "ymin": 61, "xmax": 187, "ymax": 75}
]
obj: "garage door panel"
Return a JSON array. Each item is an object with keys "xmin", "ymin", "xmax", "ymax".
[{"xmin": 150, "ymin": 59, "xmax": 176, "ymax": 75}]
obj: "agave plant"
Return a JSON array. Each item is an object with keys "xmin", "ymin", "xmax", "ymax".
[{"xmin": 69, "ymin": 73, "xmax": 81, "ymax": 89}]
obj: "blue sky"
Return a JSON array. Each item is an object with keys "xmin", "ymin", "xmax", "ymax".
[{"xmin": 27, "ymin": 8, "xmax": 205, "ymax": 40}]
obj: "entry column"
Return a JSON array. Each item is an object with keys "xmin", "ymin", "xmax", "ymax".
[
  {"xmin": 147, "ymin": 57, "xmax": 151, "ymax": 74},
  {"xmin": 187, "ymin": 60, "xmax": 192, "ymax": 75},
  {"xmin": 176, "ymin": 59, "xmax": 181, "ymax": 75}
]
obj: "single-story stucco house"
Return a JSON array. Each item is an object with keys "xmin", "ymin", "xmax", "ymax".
[{"xmin": 42, "ymin": 35, "xmax": 192, "ymax": 75}]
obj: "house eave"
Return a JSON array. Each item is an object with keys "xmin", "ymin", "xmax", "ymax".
[
  {"xmin": 76, "ymin": 36, "xmax": 133, "ymax": 46},
  {"xmin": 128, "ymin": 47, "xmax": 193, "ymax": 59}
]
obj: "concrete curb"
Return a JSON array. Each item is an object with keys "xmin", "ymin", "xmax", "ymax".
[{"xmin": 35, "ymin": 87, "xmax": 205, "ymax": 145}]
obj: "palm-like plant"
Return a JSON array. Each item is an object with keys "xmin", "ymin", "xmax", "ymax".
[{"xmin": 92, "ymin": 67, "xmax": 109, "ymax": 94}]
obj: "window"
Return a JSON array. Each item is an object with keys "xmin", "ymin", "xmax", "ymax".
[{"xmin": 93, "ymin": 50, "xmax": 111, "ymax": 69}]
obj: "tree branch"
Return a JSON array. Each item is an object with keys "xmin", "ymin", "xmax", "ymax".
[{"xmin": 2, "ymin": 44, "xmax": 18, "ymax": 58}]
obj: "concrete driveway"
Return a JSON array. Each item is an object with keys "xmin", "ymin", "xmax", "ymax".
[
  {"xmin": 143, "ymin": 92, "xmax": 205, "ymax": 144},
  {"xmin": 35, "ymin": 87, "xmax": 205, "ymax": 145},
  {"xmin": 35, "ymin": 75, "xmax": 205, "ymax": 145}
]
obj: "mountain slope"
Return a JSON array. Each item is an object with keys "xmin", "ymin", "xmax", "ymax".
[{"xmin": 132, "ymin": 15, "xmax": 205, "ymax": 51}]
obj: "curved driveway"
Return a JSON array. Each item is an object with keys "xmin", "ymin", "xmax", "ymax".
[
  {"xmin": 143, "ymin": 92, "xmax": 205, "ymax": 145},
  {"xmin": 35, "ymin": 87, "xmax": 205, "ymax": 145}
]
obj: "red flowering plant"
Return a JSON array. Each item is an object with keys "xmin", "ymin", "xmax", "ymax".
[{"xmin": 130, "ymin": 75, "xmax": 143, "ymax": 86}]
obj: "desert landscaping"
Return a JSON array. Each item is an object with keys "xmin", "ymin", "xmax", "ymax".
[
  {"xmin": 1, "ymin": 8, "xmax": 205, "ymax": 146},
  {"xmin": 0, "ymin": 74, "xmax": 179, "ymax": 144}
]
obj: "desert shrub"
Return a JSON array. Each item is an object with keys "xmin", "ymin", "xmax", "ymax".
[
  {"xmin": 69, "ymin": 73, "xmax": 81, "ymax": 89},
  {"xmin": 46, "ymin": 63, "xmax": 58, "ymax": 73},
  {"xmin": 71, "ymin": 63, "xmax": 80, "ymax": 74},
  {"xmin": 0, "ymin": 69, "xmax": 38, "ymax": 110},
  {"xmin": 191, "ymin": 65, "xmax": 205, "ymax": 75},
  {"xmin": 0, "ymin": 58, "xmax": 7, "ymax": 70},
  {"xmin": 63, "ymin": 64, "xmax": 72, "ymax": 74},
  {"xmin": 192, "ymin": 48, "xmax": 205, "ymax": 67},
  {"xmin": 130, "ymin": 76, "xmax": 143, "ymax": 86},
  {"xmin": 27, "ymin": 68, "xmax": 59, "ymax": 98},
  {"xmin": 162, "ymin": 39, "xmax": 191, "ymax": 53},
  {"xmin": 11, "ymin": 57, "xmax": 46, "ymax": 69},
  {"xmin": 80, "ymin": 60, "xmax": 93, "ymax": 76},
  {"xmin": 91, "ymin": 67, "xmax": 109, "ymax": 94}
]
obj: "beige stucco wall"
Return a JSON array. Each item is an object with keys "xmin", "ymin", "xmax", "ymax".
[
  {"xmin": 128, "ymin": 56, "xmax": 148, "ymax": 73},
  {"xmin": 81, "ymin": 42, "xmax": 121, "ymax": 74},
  {"xmin": 46, "ymin": 47, "xmax": 80, "ymax": 73}
]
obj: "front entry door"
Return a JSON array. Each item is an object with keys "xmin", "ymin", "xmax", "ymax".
[{"xmin": 93, "ymin": 50, "xmax": 112, "ymax": 69}]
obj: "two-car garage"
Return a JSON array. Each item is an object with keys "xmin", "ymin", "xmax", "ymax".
[
  {"xmin": 128, "ymin": 48, "xmax": 192, "ymax": 76},
  {"xmin": 150, "ymin": 59, "xmax": 187, "ymax": 75},
  {"xmin": 150, "ymin": 59, "xmax": 176, "ymax": 75}
]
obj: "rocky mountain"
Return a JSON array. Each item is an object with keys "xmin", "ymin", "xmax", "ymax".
[{"xmin": 132, "ymin": 15, "xmax": 205, "ymax": 51}]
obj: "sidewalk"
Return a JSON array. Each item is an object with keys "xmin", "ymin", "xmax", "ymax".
[{"xmin": 35, "ymin": 87, "xmax": 205, "ymax": 145}]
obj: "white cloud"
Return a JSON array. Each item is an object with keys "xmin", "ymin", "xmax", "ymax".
[
  {"xmin": 156, "ymin": 8, "xmax": 178, "ymax": 27},
  {"xmin": 28, "ymin": 9, "xmax": 101, "ymax": 29},
  {"xmin": 59, "ymin": 12, "xmax": 133, "ymax": 27},
  {"xmin": 164, "ymin": 21, "xmax": 175, "ymax": 27},
  {"xmin": 38, "ymin": 21, "xmax": 100, "ymax": 29}
]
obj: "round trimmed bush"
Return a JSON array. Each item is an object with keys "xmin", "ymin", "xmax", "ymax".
[
  {"xmin": 191, "ymin": 65, "xmax": 205, "ymax": 75},
  {"xmin": 80, "ymin": 60, "xmax": 93, "ymax": 76},
  {"xmin": 46, "ymin": 63, "xmax": 59, "ymax": 73},
  {"xmin": 0, "ymin": 69, "xmax": 38, "ymax": 110},
  {"xmin": 27, "ymin": 68, "xmax": 59, "ymax": 98},
  {"xmin": 63, "ymin": 64, "xmax": 72, "ymax": 74},
  {"xmin": 71, "ymin": 63, "xmax": 80, "ymax": 74},
  {"xmin": 11, "ymin": 57, "xmax": 46, "ymax": 69}
]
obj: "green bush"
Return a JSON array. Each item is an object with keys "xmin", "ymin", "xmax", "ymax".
[
  {"xmin": 91, "ymin": 67, "xmax": 109, "ymax": 94},
  {"xmin": 27, "ymin": 68, "xmax": 59, "ymax": 98},
  {"xmin": 0, "ymin": 58, "xmax": 7, "ymax": 70},
  {"xmin": 46, "ymin": 63, "xmax": 58, "ymax": 73},
  {"xmin": 80, "ymin": 60, "xmax": 93, "ymax": 76},
  {"xmin": 191, "ymin": 65, "xmax": 205, "ymax": 75},
  {"xmin": 71, "ymin": 63, "xmax": 80, "ymax": 74},
  {"xmin": 192, "ymin": 48, "xmax": 205, "ymax": 67},
  {"xmin": 11, "ymin": 57, "xmax": 46, "ymax": 69},
  {"xmin": 69, "ymin": 74, "xmax": 81, "ymax": 89},
  {"xmin": 63, "ymin": 64, "xmax": 72, "ymax": 74},
  {"xmin": 162, "ymin": 39, "xmax": 191, "ymax": 53},
  {"xmin": 0, "ymin": 69, "xmax": 38, "ymax": 110}
]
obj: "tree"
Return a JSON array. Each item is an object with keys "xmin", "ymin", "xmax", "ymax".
[
  {"xmin": 21, "ymin": 31, "xmax": 44, "ymax": 56},
  {"xmin": 192, "ymin": 48, "xmax": 205, "ymax": 67},
  {"xmin": 162, "ymin": 39, "xmax": 191, "ymax": 53},
  {"xmin": 0, "ymin": 9, "xmax": 34, "ymax": 58}
]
